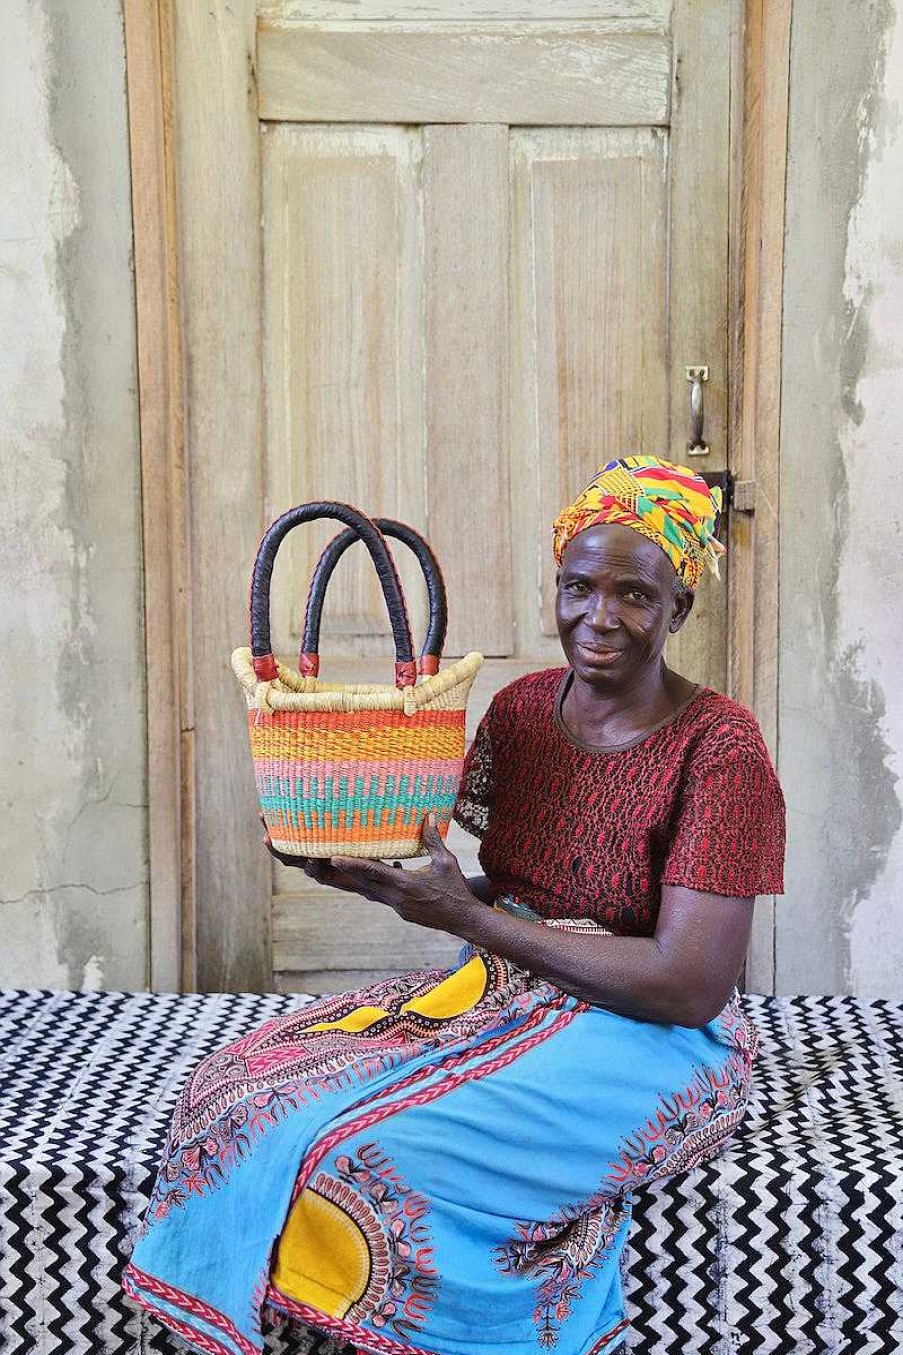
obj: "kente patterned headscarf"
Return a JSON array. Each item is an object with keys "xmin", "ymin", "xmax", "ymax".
[{"xmin": 552, "ymin": 454, "xmax": 726, "ymax": 591}]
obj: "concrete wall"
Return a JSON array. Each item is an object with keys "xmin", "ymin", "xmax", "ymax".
[
  {"xmin": 0, "ymin": 0, "xmax": 148, "ymax": 989},
  {"xmin": 778, "ymin": 0, "xmax": 903, "ymax": 994}
]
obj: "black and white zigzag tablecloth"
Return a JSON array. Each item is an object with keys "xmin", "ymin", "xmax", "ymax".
[{"xmin": 1, "ymin": 989, "xmax": 901, "ymax": 1355}]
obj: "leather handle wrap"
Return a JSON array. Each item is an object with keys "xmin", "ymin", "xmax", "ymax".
[
  {"xmin": 301, "ymin": 519, "xmax": 448, "ymax": 677},
  {"xmin": 249, "ymin": 502, "xmax": 415, "ymax": 687}
]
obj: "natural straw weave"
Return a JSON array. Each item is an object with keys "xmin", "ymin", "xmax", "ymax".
[{"xmin": 231, "ymin": 648, "xmax": 483, "ymax": 858}]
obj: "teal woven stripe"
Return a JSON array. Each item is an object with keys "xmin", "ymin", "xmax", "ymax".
[{"xmin": 257, "ymin": 772, "xmax": 459, "ymax": 830}]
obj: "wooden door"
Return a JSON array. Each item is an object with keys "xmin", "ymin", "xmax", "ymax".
[{"xmin": 167, "ymin": 0, "xmax": 734, "ymax": 992}]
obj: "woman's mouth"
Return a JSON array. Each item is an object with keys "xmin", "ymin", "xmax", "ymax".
[{"xmin": 575, "ymin": 643, "xmax": 624, "ymax": 665}]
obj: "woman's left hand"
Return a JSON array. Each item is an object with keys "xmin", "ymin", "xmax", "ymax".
[{"xmin": 262, "ymin": 814, "xmax": 482, "ymax": 936}]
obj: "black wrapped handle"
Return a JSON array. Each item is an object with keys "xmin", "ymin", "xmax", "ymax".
[
  {"xmin": 301, "ymin": 519, "xmax": 448, "ymax": 678},
  {"xmin": 249, "ymin": 502, "xmax": 416, "ymax": 689}
]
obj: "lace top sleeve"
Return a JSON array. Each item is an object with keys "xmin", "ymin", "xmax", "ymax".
[
  {"xmin": 661, "ymin": 714, "xmax": 786, "ymax": 897},
  {"xmin": 452, "ymin": 708, "xmax": 493, "ymax": 839}
]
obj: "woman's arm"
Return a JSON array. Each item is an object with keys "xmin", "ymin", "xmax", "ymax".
[
  {"xmin": 456, "ymin": 884, "xmax": 753, "ymax": 1027},
  {"xmin": 263, "ymin": 816, "xmax": 751, "ymax": 1027}
]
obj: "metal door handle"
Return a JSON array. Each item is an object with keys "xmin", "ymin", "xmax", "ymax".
[{"xmin": 686, "ymin": 365, "xmax": 709, "ymax": 456}]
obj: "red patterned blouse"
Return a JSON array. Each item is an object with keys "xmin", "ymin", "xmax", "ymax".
[{"xmin": 452, "ymin": 667, "xmax": 785, "ymax": 937}]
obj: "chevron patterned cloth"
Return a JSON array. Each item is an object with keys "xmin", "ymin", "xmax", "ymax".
[{"xmin": 1, "ymin": 990, "xmax": 901, "ymax": 1354}]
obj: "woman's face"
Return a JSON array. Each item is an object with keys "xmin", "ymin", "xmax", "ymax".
[{"xmin": 555, "ymin": 523, "xmax": 694, "ymax": 690}]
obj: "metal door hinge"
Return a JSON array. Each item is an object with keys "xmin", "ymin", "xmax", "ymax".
[
  {"xmin": 698, "ymin": 472, "xmax": 756, "ymax": 515},
  {"xmin": 732, "ymin": 479, "xmax": 756, "ymax": 513}
]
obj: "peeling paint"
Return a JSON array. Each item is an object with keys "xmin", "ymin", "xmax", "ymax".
[
  {"xmin": 839, "ymin": 2, "xmax": 903, "ymax": 995},
  {"xmin": 778, "ymin": 0, "xmax": 901, "ymax": 995},
  {"xmin": 80, "ymin": 954, "xmax": 106, "ymax": 992},
  {"xmin": 0, "ymin": 0, "xmax": 147, "ymax": 990}
]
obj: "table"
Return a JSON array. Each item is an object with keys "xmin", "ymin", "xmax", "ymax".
[{"xmin": 1, "ymin": 989, "xmax": 901, "ymax": 1354}]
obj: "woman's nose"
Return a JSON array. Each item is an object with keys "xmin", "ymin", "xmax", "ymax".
[{"xmin": 586, "ymin": 593, "xmax": 620, "ymax": 629}]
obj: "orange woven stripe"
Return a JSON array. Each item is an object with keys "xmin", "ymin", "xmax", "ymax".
[
  {"xmin": 265, "ymin": 814, "xmax": 447, "ymax": 844},
  {"xmin": 248, "ymin": 722, "xmax": 464, "ymax": 763},
  {"xmin": 250, "ymin": 708, "xmax": 464, "ymax": 731}
]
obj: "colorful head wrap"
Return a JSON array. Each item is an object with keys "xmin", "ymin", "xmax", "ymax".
[{"xmin": 552, "ymin": 454, "xmax": 726, "ymax": 591}]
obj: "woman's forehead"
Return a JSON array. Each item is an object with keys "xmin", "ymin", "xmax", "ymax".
[{"xmin": 559, "ymin": 524, "xmax": 670, "ymax": 579}]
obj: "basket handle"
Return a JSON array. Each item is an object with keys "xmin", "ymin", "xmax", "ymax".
[
  {"xmin": 300, "ymin": 519, "xmax": 448, "ymax": 679},
  {"xmin": 249, "ymin": 502, "xmax": 417, "ymax": 689}
]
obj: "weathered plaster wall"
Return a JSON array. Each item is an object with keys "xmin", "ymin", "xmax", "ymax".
[
  {"xmin": 778, "ymin": 0, "xmax": 903, "ymax": 994},
  {"xmin": 0, "ymin": 0, "xmax": 148, "ymax": 989}
]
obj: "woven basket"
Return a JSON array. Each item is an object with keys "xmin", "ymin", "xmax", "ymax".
[{"xmin": 231, "ymin": 502, "xmax": 483, "ymax": 858}]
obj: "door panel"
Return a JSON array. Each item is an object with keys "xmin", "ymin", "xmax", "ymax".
[
  {"xmin": 170, "ymin": 0, "xmax": 735, "ymax": 991},
  {"xmin": 424, "ymin": 125, "xmax": 513, "ymax": 658},
  {"xmin": 664, "ymin": 0, "xmax": 731, "ymax": 696},
  {"xmin": 262, "ymin": 125, "xmax": 428, "ymax": 655},
  {"xmin": 257, "ymin": 21, "xmax": 671, "ymax": 125},
  {"xmin": 508, "ymin": 127, "xmax": 668, "ymax": 647},
  {"xmin": 261, "ymin": 1, "xmax": 671, "ymax": 19}
]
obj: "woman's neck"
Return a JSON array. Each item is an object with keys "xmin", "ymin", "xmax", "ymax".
[{"xmin": 562, "ymin": 661, "xmax": 697, "ymax": 747}]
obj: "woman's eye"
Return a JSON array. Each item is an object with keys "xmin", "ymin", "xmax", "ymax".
[{"xmin": 624, "ymin": 589, "xmax": 649, "ymax": 602}]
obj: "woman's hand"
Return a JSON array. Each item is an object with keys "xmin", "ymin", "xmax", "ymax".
[{"xmin": 260, "ymin": 812, "xmax": 482, "ymax": 936}]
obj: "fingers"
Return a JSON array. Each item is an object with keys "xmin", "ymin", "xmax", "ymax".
[
  {"xmin": 264, "ymin": 841, "xmax": 308, "ymax": 870},
  {"xmin": 259, "ymin": 812, "xmax": 275, "ymax": 850},
  {"xmin": 291, "ymin": 856, "xmax": 366, "ymax": 893},
  {"xmin": 300, "ymin": 857, "xmax": 330, "ymax": 882},
  {"xmin": 330, "ymin": 855, "xmax": 398, "ymax": 885},
  {"xmin": 420, "ymin": 812, "xmax": 452, "ymax": 863},
  {"xmin": 316, "ymin": 856, "xmax": 401, "ymax": 904}
]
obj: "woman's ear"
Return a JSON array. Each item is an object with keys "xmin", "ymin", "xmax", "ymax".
[{"xmin": 669, "ymin": 587, "xmax": 695, "ymax": 633}]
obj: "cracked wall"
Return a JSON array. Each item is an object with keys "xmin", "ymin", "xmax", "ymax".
[
  {"xmin": 778, "ymin": 0, "xmax": 903, "ymax": 993},
  {"xmin": 0, "ymin": 0, "xmax": 148, "ymax": 989}
]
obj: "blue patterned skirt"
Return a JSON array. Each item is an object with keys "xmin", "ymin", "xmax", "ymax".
[{"xmin": 123, "ymin": 910, "xmax": 757, "ymax": 1355}]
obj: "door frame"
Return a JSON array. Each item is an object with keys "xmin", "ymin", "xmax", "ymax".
[
  {"xmin": 124, "ymin": 0, "xmax": 195, "ymax": 991},
  {"xmin": 124, "ymin": 0, "xmax": 791, "ymax": 993}
]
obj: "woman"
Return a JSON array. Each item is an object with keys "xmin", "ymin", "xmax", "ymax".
[{"xmin": 124, "ymin": 455, "xmax": 785, "ymax": 1355}]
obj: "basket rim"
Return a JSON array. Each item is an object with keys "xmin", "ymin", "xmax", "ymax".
[{"xmin": 232, "ymin": 647, "xmax": 484, "ymax": 713}]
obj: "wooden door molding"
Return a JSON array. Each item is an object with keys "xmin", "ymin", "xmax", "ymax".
[
  {"xmin": 664, "ymin": 0, "xmax": 733, "ymax": 698},
  {"xmin": 123, "ymin": 0, "xmax": 196, "ymax": 991},
  {"xmin": 125, "ymin": 0, "xmax": 790, "ymax": 993},
  {"xmin": 728, "ymin": 0, "xmax": 792, "ymax": 993},
  {"xmin": 175, "ymin": 0, "xmax": 272, "ymax": 993}
]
